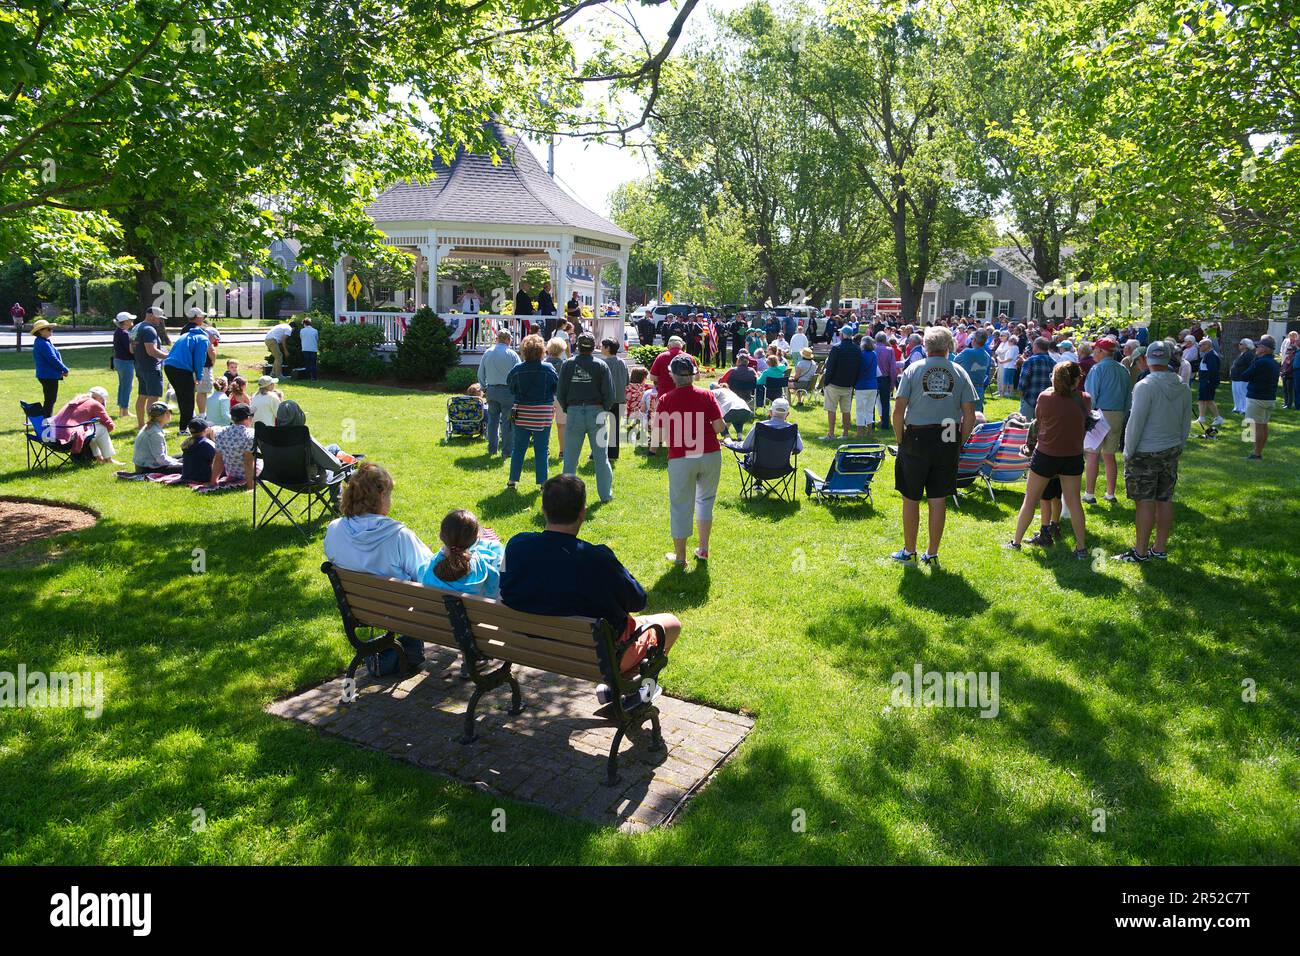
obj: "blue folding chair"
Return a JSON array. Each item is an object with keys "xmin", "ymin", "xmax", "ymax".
[
  {"xmin": 804, "ymin": 443, "xmax": 886, "ymax": 503},
  {"xmin": 21, "ymin": 400, "xmax": 97, "ymax": 472}
]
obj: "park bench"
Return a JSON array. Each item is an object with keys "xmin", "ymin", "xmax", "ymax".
[{"xmin": 321, "ymin": 562, "xmax": 669, "ymax": 785}]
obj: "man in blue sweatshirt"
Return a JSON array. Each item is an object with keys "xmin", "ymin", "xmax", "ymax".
[{"xmin": 162, "ymin": 310, "xmax": 213, "ymax": 430}]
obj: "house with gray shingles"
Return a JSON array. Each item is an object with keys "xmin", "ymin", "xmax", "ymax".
[{"xmin": 920, "ymin": 247, "xmax": 1060, "ymax": 324}]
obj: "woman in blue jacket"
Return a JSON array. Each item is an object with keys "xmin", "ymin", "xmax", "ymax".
[
  {"xmin": 506, "ymin": 333, "xmax": 560, "ymax": 488},
  {"xmin": 162, "ymin": 310, "xmax": 213, "ymax": 430},
  {"xmin": 31, "ymin": 319, "xmax": 69, "ymax": 416}
]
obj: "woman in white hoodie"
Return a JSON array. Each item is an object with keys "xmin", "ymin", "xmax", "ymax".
[{"xmin": 324, "ymin": 462, "xmax": 433, "ymax": 581}]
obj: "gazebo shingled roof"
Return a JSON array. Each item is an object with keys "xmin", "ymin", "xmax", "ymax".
[{"xmin": 365, "ymin": 121, "xmax": 634, "ymax": 241}]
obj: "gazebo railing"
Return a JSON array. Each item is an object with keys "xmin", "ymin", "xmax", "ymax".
[{"xmin": 335, "ymin": 311, "xmax": 627, "ymax": 353}]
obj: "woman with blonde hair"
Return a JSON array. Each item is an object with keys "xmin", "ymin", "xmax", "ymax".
[
  {"xmin": 506, "ymin": 334, "xmax": 560, "ymax": 488},
  {"xmin": 1006, "ymin": 360, "xmax": 1091, "ymax": 557},
  {"xmin": 418, "ymin": 509, "xmax": 504, "ymax": 598},
  {"xmin": 323, "ymin": 462, "xmax": 433, "ymax": 581}
]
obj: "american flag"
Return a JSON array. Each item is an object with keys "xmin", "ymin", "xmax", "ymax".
[{"xmin": 705, "ymin": 316, "xmax": 718, "ymax": 358}]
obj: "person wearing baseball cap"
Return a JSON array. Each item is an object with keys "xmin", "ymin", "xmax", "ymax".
[
  {"xmin": 1083, "ymin": 336, "xmax": 1131, "ymax": 504},
  {"xmin": 556, "ymin": 330, "xmax": 616, "ymax": 503},
  {"xmin": 654, "ymin": 352, "xmax": 725, "ymax": 567},
  {"xmin": 133, "ymin": 401, "xmax": 183, "ymax": 474},
  {"xmin": 29, "ymin": 318, "xmax": 68, "ymax": 416},
  {"xmin": 1239, "ymin": 335, "xmax": 1281, "ymax": 459},
  {"xmin": 728, "ymin": 395, "xmax": 803, "ymax": 458},
  {"xmin": 1114, "ymin": 338, "xmax": 1192, "ymax": 562}
]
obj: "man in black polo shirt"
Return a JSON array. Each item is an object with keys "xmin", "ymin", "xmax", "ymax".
[{"xmin": 501, "ymin": 475, "xmax": 681, "ymax": 679}]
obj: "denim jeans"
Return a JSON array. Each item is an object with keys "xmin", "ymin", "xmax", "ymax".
[
  {"xmin": 877, "ymin": 376, "xmax": 893, "ymax": 425},
  {"xmin": 562, "ymin": 404, "xmax": 613, "ymax": 502},
  {"xmin": 303, "ymin": 351, "xmax": 318, "ymax": 381},
  {"xmin": 509, "ymin": 424, "xmax": 550, "ymax": 485},
  {"xmin": 113, "ymin": 357, "xmax": 134, "ymax": 409},
  {"xmin": 485, "ymin": 385, "xmax": 514, "ymax": 456}
]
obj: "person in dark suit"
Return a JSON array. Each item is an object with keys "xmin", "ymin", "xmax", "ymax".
[
  {"xmin": 636, "ymin": 314, "xmax": 656, "ymax": 348},
  {"xmin": 514, "ymin": 282, "xmax": 535, "ymax": 337},
  {"xmin": 684, "ymin": 315, "xmax": 702, "ymax": 357},
  {"xmin": 537, "ymin": 281, "xmax": 557, "ymax": 338},
  {"xmin": 729, "ymin": 317, "xmax": 747, "ymax": 360}
]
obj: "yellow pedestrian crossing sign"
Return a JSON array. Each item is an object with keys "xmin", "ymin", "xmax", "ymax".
[{"xmin": 346, "ymin": 274, "xmax": 362, "ymax": 299}]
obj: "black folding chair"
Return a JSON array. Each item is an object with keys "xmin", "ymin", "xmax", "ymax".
[
  {"xmin": 21, "ymin": 400, "xmax": 96, "ymax": 472},
  {"xmin": 762, "ymin": 375, "xmax": 789, "ymax": 404},
  {"xmin": 253, "ymin": 423, "xmax": 355, "ymax": 536},
  {"xmin": 726, "ymin": 420, "xmax": 800, "ymax": 501}
]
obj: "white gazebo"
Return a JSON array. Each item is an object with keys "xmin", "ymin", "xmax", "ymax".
[{"xmin": 333, "ymin": 121, "xmax": 636, "ymax": 352}]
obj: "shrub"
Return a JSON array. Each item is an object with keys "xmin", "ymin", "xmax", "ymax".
[
  {"xmin": 85, "ymin": 277, "xmax": 137, "ymax": 318},
  {"xmin": 317, "ymin": 319, "xmax": 387, "ymax": 378},
  {"xmin": 443, "ymin": 366, "xmax": 478, "ymax": 392},
  {"xmin": 628, "ymin": 344, "xmax": 665, "ymax": 369},
  {"xmin": 392, "ymin": 306, "xmax": 460, "ymax": 382},
  {"xmin": 263, "ymin": 288, "xmax": 294, "ymax": 319}
]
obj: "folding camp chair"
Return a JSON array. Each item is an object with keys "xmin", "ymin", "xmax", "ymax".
[
  {"xmin": 951, "ymin": 420, "xmax": 1003, "ymax": 507},
  {"xmin": 725, "ymin": 421, "xmax": 800, "ymax": 501},
  {"xmin": 21, "ymin": 401, "xmax": 96, "ymax": 472},
  {"xmin": 761, "ymin": 374, "xmax": 789, "ymax": 405},
  {"xmin": 804, "ymin": 443, "xmax": 886, "ymax": 503},
  {"xmin": 980, "ymin": 419, "xmax": 1032, "ymax": 501},
  {"xmin": 253, "ymin": 423, "xmax": 355, "ymax": 536},
  {"xmin": 445, "ymin": 395, "xmax": 487, "ymax": 440}
]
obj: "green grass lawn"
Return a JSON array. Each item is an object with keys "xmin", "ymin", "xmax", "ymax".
[{"xmin": 1, "ymin": 343, "xmax": 1296, "ymax": 864}]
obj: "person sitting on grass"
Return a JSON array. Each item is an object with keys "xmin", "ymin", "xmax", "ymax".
[
  {"xmin": 324, "ymin": 461, "xmax": 433, "ymax": 581},
  {"xmin": 133, "ymin": 402, "xmax": 183, "ymax": 474},
  {"xmin": 211, "ymin": 403, "xmax": 258, "ymax": 488},
  {"xmin": 418, "ymin": 508, "xmax": 504, "ymax": 598},
  {"xmin": 251, "ymin": 375, "xmax": 282, "ymax": 427},
  {"xmin": 229, "ymin": 375, "xmax": 252, "ymax": 408},
  {"xmin": 223, "ymin": 359, "xmax": 240, "ymax": 384},
  {"xmin": 180, "ymin": 417, "xmax": 217, "ymax": 483},
  {"xmin": 207, "ymin": 376, "xmax": 232, "ymax": 426},
  {"xmin": 501, "ymin": 474, "xmax": 680, "ymax": 680}
]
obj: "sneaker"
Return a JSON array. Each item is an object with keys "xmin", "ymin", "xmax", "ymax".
[
  {"xmin": 694, "ymin": 549, "xmax": 708, "ymax": 562},
  {"xmin": 1047, "ymin": 522, "xmax": 1062, "ymax": 543},
  {"xmin": 1112, "ymin": 548, "xmax": 1149, "ymax": 563},
  {"xmin": 1149, "ymin": 549, "xmax": 1167, "ymax": 560},
  {"xmin": 890, "ymin": 548, "xmax": 917, "ymax": 564},
  {"xmin": 1247, "ymin": 453, "xmax": 1262, "ymax": 460},
  {"xmin": 1082, "ymin": 493, "xmax": 1097, "ymax": 504},
  {"xmin": 1027, "ymin": 529, "xmax": 1053, "ymax": 547},
  {"xmin": 1102, "ymin": 494, "xmax": 1117, "ymax": 503},
  {"xmin": 1002, "ymin": 541, "xmax": 1022, "ymax": 552},
  {"xmin": 920, "ymin": 552, "xmax": 940, "ymax": 569},
  {"xmin": 664, "ymin": 553, "xmax": 686, "ymax": 568},
  {"xmin": 1211, "ymin": 416, "xmax": 1224, "ymax": 427},
  {"xmin": 1073, "ymin": 548, "xmax": 1090, "ymax": 560},
  {"xmin": 821, "ymin": 434, "xmax": 838, "ymax": 442}
]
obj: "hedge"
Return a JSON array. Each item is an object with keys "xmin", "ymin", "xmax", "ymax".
[{"xmin": 317, "ymin": 318, "xmax": 388, "ymax": 379}]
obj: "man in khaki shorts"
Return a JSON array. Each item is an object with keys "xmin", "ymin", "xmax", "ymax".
[
  {"xmin": 819, "ymin": 334, "xmax": 862, "ymax": 440},
  {"xmin": 1240, "ymin": 335, "xmax": 1281, "ymax": 460},
  {"xmin": 1083, "ymin": 337, "xmax": 1132, "ymax": 504}
]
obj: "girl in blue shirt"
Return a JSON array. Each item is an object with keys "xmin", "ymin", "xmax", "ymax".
[{"xmin": 419, "ymin": 509, "xmax": 504, "ymax": 598}]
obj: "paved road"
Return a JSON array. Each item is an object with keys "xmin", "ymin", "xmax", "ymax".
[{"xmin": 0, "ymin": 327, "xmax": 271, "ymax": 351}]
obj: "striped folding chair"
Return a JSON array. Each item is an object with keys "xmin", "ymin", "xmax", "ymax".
[
  {"xmin": 951, "ymin": 420, "xmax": 1003, "ymax": 507},
  {"xmin": 980, "ymin": 419, "xmax": 1032, "ymax": 501}
]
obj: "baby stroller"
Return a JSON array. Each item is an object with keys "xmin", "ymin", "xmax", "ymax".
[{"xmin": 445, "ymin": 395, "xmax": 487, "ymax": 440}]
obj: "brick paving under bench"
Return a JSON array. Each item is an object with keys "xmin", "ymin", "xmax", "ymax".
[{"xmin": 267, "ymin": 647, "xmax": 754, "ymax": 831}]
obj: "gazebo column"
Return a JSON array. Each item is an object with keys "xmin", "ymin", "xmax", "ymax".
[
  {"xmin": 413, "ymin": 251, "xmax": 424, "ymax": 310},
  {"xmin": 618, "ymin": 251, "xmax": 629, "ymax": 351},
  {"xmin": 550, "ymin": 239, "xmax": 571, "ymax": 322},
  {"xmin": 333, "ymin": 255, "xmax": 347, "ymax": 317}
]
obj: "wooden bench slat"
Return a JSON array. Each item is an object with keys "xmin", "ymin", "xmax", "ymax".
[
  {"xmin": 345, "ymin": 610, "xmax": 460, "ymax": 649},
  {"xmin": 345, "ymin": 595, "xmax": 458, "ymax": 645},
  {"xmin": 460, "ymin": 602, "xmax": 600, "ymax": 646},
  {"xmin": 334, "ymin": 569, "xmax": 451, "ymax": 609},
  {"xmin": 470, "ymin": 623, "xmax": 601, "ymax": 667},
  {"xmin": 473, "ymin": 640, "xmax": 605, "ymax": 683}
]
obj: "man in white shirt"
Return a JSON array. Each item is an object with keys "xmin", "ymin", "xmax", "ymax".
[
  {"xmin": 264, "ymin": 321, "xmax": 293, "ymax": 378},
  {"xmin": 789, "ymin": 324, "xmax": 809, "ymax": 355},
  {"xmin": 299, "ymin": 317, "xmax": 320, "ymax": 381}
]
